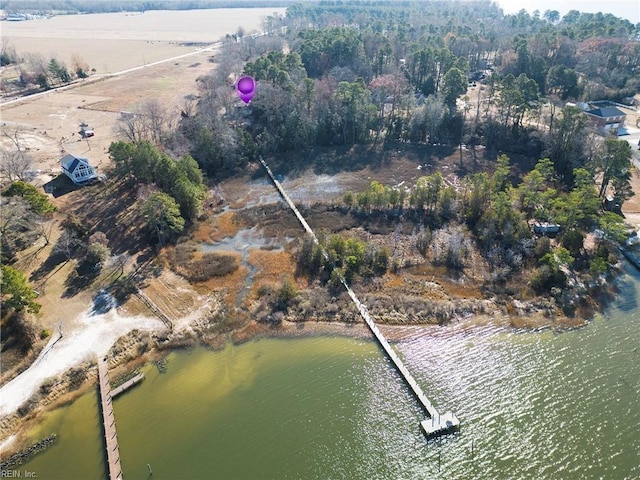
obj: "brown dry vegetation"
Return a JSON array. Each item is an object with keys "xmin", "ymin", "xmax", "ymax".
[
  {"xmin": 164, "ymin": 243, "xmax": 240, "ymax": 283},
  {"xmin": 192, "ymin": 211, "xmax": 243, "ymax": 243},
  {"xmin": 0, "ymin": 47, "xmax": 218, "ymax": 180},
  {"xmin": 138, "ymin": 269, "xmax": 202, "ymax": 321},
  {"xmin": 247, "ymin": 249, "xmax": 297, "ymax": 300},
  {"xmin": 1, "ymin": 8, "xmax": 283, "ymax": 87}
]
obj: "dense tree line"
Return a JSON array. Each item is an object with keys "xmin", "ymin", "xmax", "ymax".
[
  {"xmin": 108, "ymin": 141, "xmax": 205, "ymax": 242},
  {"xmin": 176, "ymin": 0, "xmax": 635, "ymax": 308},
  {"xmin": 183, "ymin": 1, "xmax": 637, "ymax": 184}
]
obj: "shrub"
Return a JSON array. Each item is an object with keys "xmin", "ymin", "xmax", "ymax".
[
  {"xmin": 3, "ymin": 181, "xmax": 56, "ymax": 215},
  {"xmin": 534, "ymin": 236, "xmax": 551, "ymax": 259},
  {"xmin": 589, "ymin": 257, "xmax": 607, "ymax": 277},
  {"xmin": 561, "ymin": 229, "xmax": 584, "ymax": 257},
  {"xmin": 530, "ymin": 265, "xmax": 566, "ymax": 293},
  {"xmin": 433, "ymin": 226, "xmax": 467, "ymax": 270},
  {"xmin": 183, "ymin": 253, "xmax": 239, "ymax": 282},
  {"xmin": 275, "ymin": 277, "xmax": 297, "ymax": 311},
  {"xmin": 343, "ymin": 191, "xmax": 354, "ymax": 207},
  {"xmin": 85, "ymin": 242, "xmax": 111, "ymax": 266}
]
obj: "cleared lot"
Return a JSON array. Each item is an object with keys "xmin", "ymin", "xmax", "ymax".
[{"xmin": 2, "ymin": 8, "xmax": 284, "ymax": 72}]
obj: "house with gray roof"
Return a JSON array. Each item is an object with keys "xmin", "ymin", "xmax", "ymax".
[
  {"xmin": 584, "ymin": 106, "xmax": 626, "ymax": 135},
  {"xmin": 60, "ymin": 154, "xmax": 100, "ymax": 185}
]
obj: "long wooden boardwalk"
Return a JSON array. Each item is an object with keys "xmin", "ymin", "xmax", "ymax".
[
  {"xmin": 260, "ymin": 157, "xmax": 459, "ymax": 438},
  {"xmin": 97, "ymin": 357, "xmax": 124, "ymax": 480}
]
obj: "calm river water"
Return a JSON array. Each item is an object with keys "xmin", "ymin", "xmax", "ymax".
[{"xmin": 22, "ymin": 266, "xmax": 640, "ymax": 479}]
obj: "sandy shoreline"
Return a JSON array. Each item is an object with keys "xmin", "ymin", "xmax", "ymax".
[{"xmin": 0, "ymin": 308, "xmax": 165, "ymax": 417}]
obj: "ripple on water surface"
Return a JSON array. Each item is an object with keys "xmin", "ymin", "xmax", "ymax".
[{"xmin": 19, "ymin": 269, "xmax": 640, "ymax": 479}]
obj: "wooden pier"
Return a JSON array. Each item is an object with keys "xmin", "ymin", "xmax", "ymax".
[
  {"xmin": 111, "ymin": 373, "xmax": 145, "ymax": 398},
  {"xmin": 97, "ymin": 357, "xmax": 124, "ymax": 480},
  {"xmin": 134, "ymin": 288, "xmax": 173, "ymax": 330},
  {"xmin": 259, "ymin": 158, "xmax": 459, "ymax": 438}
]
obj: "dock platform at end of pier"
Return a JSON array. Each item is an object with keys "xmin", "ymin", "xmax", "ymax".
[{"xmin": 420, "ymin": 411, "xmax": 460, "ymax": 438}]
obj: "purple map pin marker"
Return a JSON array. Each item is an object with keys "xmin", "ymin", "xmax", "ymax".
[{"xmin": 236, "ymin": 75, "xmax": 256, "ymax": 104}]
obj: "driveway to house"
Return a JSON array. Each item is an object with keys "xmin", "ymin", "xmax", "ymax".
[{"xmin": 620, "ymin": 126, "xmax": 640, "ymax": 169}]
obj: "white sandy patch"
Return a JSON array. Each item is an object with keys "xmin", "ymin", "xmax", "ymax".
[
  {"xmin": 0, "ymin": 434, "xmax": 17, "ymax": 452},
  {"xmin": 172, "ymin": 296, "xmax": 214, "ymax": 332},
  {"xmin": 0, "ymin": 307, "xmax": 164, "ymax": 417}
]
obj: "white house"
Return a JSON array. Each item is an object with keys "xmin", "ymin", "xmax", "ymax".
[{"xmin": 60, "ymin": 154, "xmax": 100, "ymax": 185}]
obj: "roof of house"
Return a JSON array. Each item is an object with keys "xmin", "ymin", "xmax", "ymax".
[
  {"xmin": 60, "ymin": 154, "xmax": 90, "ymax": 173},
  {"xmin": 586, "ymin": 106, "xmax": 626, "ymax": 119}
]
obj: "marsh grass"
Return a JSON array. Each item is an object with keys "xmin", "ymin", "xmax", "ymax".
[
  {"xmin": 192, "ymin": 211, "xmax": 242, "ymax": 243},
  {"xmin": 247, "ymin": 250, "xmax": 297, "ymax": 298},
  {"xmin": 165, "ymin": 242, "xmax": 240, "ymax": 282}
]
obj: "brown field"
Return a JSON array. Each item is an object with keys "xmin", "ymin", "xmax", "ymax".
[
  {"xmin": 0, "ymin": 8, "xmax": 285, "ymax": 185},
  {"xmin": 2, "ymin": 8, "xmax": 285, "ymax": 73},
  {"xmin": 1, "ymin": 50, "xmax": 214, "ymax": 179}
]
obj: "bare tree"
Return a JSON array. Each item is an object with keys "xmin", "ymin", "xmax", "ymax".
[
  {"xmin": 1, "ymin": 147, "xmax": 33, "ymax": 182},
  {"xmin": 1, "ymin": 126, "xmax": 33, "ymax": 182},
  {"xmin": 0, "ymin": 198, "xmax": 39, "ymax": 261},
  {"xmin": 35, "ymin": 220, "xmax": 55, "ymax": 246},
  {"xmin": 25, "ymin": 53, "xmax": 49, "ymax": 80},
  {"xmin": 116, "ymin": 111, "xmax": 148, "ymax": 144},
  {"xmin": 52, "ymin": 230, "xmax": 81, "ymax": 262},
  {"xmin": 110, "ymin": 253, "xmax": 131, "ymax": 276},
  {"xmin": 141, "ymin": 99, "xmax": 170, "ymax": 145},
  {"xmin": 71, "ymin": 53, "xmax": 90, "ymax": 77},
  {"xmin": 179, "ymin": 96, "xmax": 197, "ymax": 119},
  {"xmin": 116, "ymin": 99, "xmax": 173, "ymax": 146}
]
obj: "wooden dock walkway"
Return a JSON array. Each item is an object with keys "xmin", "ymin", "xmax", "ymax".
[
  {"xmin": 134, "ymin": 288, "xmax": 173, "ymax": 330},
  {"xmin": 97, "ymin": 357, "xmax": 124, "ymax": 480},
  {"xmin": 260, "ymin": 157, "xmax": 459, "ymax": 438},
  {"xmin": 111, "ymin": 373, "xmax": 145, "ymax": 398}
]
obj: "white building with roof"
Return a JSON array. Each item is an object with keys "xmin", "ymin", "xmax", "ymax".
[{"xmin": 60, "ymin": 154, "xmax": 100, "ymax": 185}]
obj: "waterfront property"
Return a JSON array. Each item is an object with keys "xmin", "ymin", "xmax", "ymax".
[
  {"xmin": 18, "ymin": 283, "xmax": 640, "ymax": 479},
  {"xmin": 259, "ymin": 157, "xmax": 459, "ymax": 438}
]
